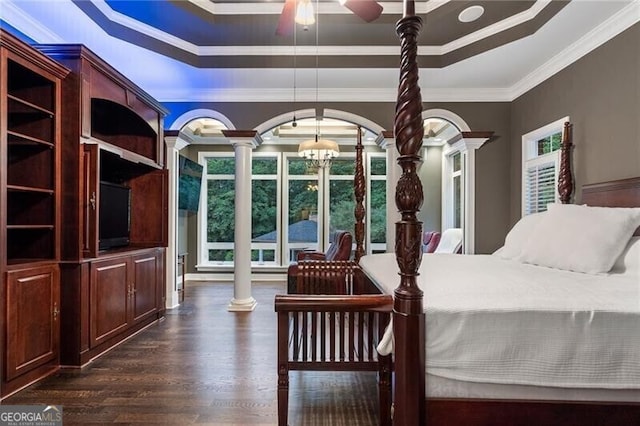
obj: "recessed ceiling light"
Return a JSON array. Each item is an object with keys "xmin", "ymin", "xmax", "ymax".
[{"xmin": 458, "ymin": 5, "xmax": 484, "ymax": 23}]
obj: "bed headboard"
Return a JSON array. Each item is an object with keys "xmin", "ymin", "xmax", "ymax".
[{"xmin": 581, "ymin": 176, "xmax": 640, "ymax": 236}]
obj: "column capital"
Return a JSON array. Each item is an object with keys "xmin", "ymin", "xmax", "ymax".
[
  {"xmin": 448, "ymin": 131, "xmax": 493, "ymax": 153},
  {"xmin": 164, "ymin": 130, "xmax": 190, "ymax": 151},
  {"xmin": 222, "ymin": 129, "xmax": 262, "ymax": 149},
  {"xmin": 375, "ymin": 130, "xmax": 395, "ymax": 149}
]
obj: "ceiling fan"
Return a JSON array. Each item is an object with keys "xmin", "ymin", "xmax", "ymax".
[{"xmin": 276, "ymin": 0, "xmax": 384, "ymax": 36}]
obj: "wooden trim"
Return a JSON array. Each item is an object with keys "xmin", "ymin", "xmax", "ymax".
[
  {"xmin": 221, "ymin": 129, "xmax": 258, "ymax": 138},
  {"xmin": 34, "ymin": 44, "xmax": 167, "ymax": 114},
  {"xmin": 426, "ymin": 399, "xmax": 640, "ymax": 425},
  {"xmin": 448, "ymin": 131, "xmax": 495, "ymax": 144}
]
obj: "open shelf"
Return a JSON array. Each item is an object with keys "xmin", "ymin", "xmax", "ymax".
[
  {"xmin": 8, "ymin": 97, "xmax": 54, "ymax": 143},
  {"xmin": 7, "ymin": 146, "xmax": 54, "ymax": 190},
  {"xmin": 6, "ymin": 228, "xmax": 55, "ymax": 261},
  {"xmin": 7, "ymin": 60, "xmax": 55, "ymax": 111},
  {"xmin": 3, "ymin": 51, "xmax": 61, "ymax": 266},
  {"xmin": 8, "ymin": 130, "xmax": 55, "ymax": 148}
]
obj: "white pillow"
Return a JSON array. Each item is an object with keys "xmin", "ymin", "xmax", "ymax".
[
  {"xmin": 495, "ymin": 212, "xmax": 546, "ymax": 260},
  {"xmin": 611, "ymin": 237, "xmax": 640, "ymax": 275},
  {"xmin": 518, "ymin": 203, "xmax": 640, "ymax": 274}
]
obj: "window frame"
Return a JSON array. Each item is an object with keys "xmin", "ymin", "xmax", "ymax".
[
  {"xmin": 250, "ymin": 152, "xmax": 281, "ymax": 267},
  {"xmin": 442, "ymin": 148, "xmax": 464, "ymax": 231},
  {"xmin": 283, "ymin": 152, "xmax": 322, "ymax": 264},
  {"xmin": 521, "ymin": 116, "xmax": 569, "ymax": 216},
  {"xmin": 198, "ymin": 151, "xmax": 236, "ymax": 267},
  {"xmin": 367, "ymin": 152, "xmax": 387, "ymax": 254}
]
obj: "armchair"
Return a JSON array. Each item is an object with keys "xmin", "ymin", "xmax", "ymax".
[
  {"xmin": 296, "ymin": 230, "xmax": 353, "ymax": 261},
  {"xmin": 434, "ymin": 228, "xmax": 463, "ymax": 254},
  {"xmin": 422, "ymin": 231, "xmax": 441, "ymax": 253},
  {"xmin": 288, "ymin": 230, "xmax": 353, "ymax": 293}
]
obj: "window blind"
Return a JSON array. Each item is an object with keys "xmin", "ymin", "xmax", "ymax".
[{"xmin": 524, "ymin": 160, "xmax": 556, "ymax": 215}]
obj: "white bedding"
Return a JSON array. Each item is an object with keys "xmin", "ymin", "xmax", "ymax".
[{"xmin": 359, "ymin": 253, "xmax": 640, "ymax": 390}]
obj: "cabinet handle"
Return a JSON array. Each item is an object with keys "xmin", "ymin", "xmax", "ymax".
[
  {"xmin": 52, "ymin": 303, "xmax": 59, "ymax": 320},
  {"xmin": 90, "ymin": 191, "xmax": 96, "ymax": 210}
]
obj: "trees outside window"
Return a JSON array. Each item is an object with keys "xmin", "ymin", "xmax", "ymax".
[
  {"xmin": 203, "ymin": 155, "xmax": 235, "ymax": 263},
  {"xmin": 199, "ymin": 150, "xmax": 386, "ymax": 268}
]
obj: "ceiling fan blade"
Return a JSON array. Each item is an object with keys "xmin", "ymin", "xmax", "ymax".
[
  {"xmin": 343, "ymin": 0, "xmax": 383, "ymax": 23},
  {"xmin": 276, "ymin": 0, "xmax": 296, "ymax": 36}
]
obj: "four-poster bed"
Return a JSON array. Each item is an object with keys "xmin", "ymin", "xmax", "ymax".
[
  {"xmin": 276, "ymin": 1, "xmax": 639, "ymax": 424},
  {"xmin": 380, "ymin": 1, "xmax": 640, "ymax": 424}
]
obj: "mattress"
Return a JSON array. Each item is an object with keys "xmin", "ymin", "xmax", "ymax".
[{"xmin": 359, "ymin": 253, "xmax": 640, "ymax": 390}]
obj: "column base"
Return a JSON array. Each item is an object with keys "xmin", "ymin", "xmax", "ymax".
[{"xmin": 228, "ymin": 297, "xmax": 257, "ymax": 312}]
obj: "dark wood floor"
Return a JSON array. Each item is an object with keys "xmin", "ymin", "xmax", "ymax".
[{"xmin": 3, "ymin": 282, "xmax": 379, "ymax": 425}]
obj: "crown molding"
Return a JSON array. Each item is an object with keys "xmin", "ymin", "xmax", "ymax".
[
  {"xmin": 510, "ymin": 0, "xmax": 640, "ymax": 100},
  {"xmin": 2, "ymin": 1, "xmax": 65, "ymax": 43},
  {"xmin": 153, "ymin": 87, "xmax": 514, "ymax": 103}
]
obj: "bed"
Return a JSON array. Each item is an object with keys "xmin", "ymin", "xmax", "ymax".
[
  {"xmin": 381, "ymin": 1, "xmax": 640, "ymax": 424},
  {"xmin": 368, "ymin": 176, "xmax": 640, "ymax": 425}
]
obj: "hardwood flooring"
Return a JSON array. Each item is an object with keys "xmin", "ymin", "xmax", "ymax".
[{"xmin": 3, "ymin": 282, "xmax": 380, "ymax": 425}]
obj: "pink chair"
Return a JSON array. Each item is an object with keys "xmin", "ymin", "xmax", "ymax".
[{"xmin": 423, "ymin": 231, "xmax": 441, "ymax": 253}]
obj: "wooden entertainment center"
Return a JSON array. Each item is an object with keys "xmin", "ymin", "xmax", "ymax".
[{"xmin": 0, "ymin": 30, "xmax": 169, "ymax": 398}]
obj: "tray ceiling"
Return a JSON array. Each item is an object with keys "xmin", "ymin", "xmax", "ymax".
[{"xmin": 2, "ymin": 0, "xmax": 638, "ymax": 102}]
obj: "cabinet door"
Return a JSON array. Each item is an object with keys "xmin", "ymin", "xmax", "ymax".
[
  {"xmin": 82, "ymin": 144, "xmax": 99, "ymax": 258},
  {"xmin": 90, "ymin": 257, "xmax": 129, "ymax": 346},
  {"xmin": 129, "ymin": 169, "xmax": 168, "ymax": 247},
  {"xmin": 131, "ymin": 252, "xmax": 158, "ymax": 324},
  {"xmin": 5, "ymin": 265, "xmax": 59, "ymax": 381}
]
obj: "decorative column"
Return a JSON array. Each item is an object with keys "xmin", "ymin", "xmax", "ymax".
[
  {"xmin": 222, "ymin": 130, "xmax": 262, "ymax": 312},
  {"xmin": 393, "ymin": 1, "xmax": 425, "ymax": 424},
  {"xmin": 447, "ymin": 131, "xmax": 492, "ymax": 254},
  {"xmin": 165, "ymin": 131, "xmax": 190, "ymax": 309},
  {"xmin": 376, "ymin": 130, "xmax": 401, "ymax": 253}
]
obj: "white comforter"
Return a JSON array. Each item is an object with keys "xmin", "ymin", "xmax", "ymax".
[{"xmin": 359, "ymin": 253, "xmax": 640, "ymax": 389}]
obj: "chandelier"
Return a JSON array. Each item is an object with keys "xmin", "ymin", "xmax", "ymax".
[
  {"xmin": 298, "ymin": 134, "xmax": 340, "ymax": 169},
  {"xmin": 296, "ymin": 0, "xmax": 339, "ymax": 170}
]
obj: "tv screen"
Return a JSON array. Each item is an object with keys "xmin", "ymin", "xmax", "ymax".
[
  {"xmin": 179, "ymin": 156, "xmax": 204, "ymax": 212},
  {"xmin": 99, "ymin": 181, "xmax": 131, "ymax": 250}
]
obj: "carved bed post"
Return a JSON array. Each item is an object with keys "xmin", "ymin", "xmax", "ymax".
[
  {"xmin": 558, "ymin": 121, "xmax": 573, "ymax": 204},
  {"xmin": 354, "ymin": 126, "xmax": 366, "ymax": 261},
  {"xmin": 393, "ymin": 1, "xmax": 425, "ymax": 425}
]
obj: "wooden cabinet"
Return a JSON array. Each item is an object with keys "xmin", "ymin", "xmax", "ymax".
[
  {"xmin": 89, "ymin": 250, "xmax": 163, "ymax": 347},
  {"xmin": 90, "ymin": 257, "xmax": 130, "ymax": 346},
  {"xmin": 0, "ymin": 30, "xmax": 68, "ymax": 399},
  {"xmin": 31, "ymin": 43, "xmax": 168, "ymax": 367},
  {"xmin": 5, "ymin": 265, "xmax": 60, "ymax": 381}
]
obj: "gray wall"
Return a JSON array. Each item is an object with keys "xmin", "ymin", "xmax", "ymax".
[{"xmin": 510, "ymin": 23, "xmax": 640, "ymax": 225}]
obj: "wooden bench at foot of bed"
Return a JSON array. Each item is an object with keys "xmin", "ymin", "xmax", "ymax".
[{"xmin": 275, "ymin": 260, "xmax": 393, "ymax": 426}]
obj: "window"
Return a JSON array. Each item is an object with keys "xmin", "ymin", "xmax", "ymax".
[
  {"xmin": 284, "ymin": 155, "xmax": 320, "ymax": 263},
  {"xmin": 443, "ymin": 149, "xmax": 463, "ymax": 230},
  {"xmin": 451, "ymin": 152, "xmax": 462, "ymax": 228},
  {"xmin": 522, "ymin": 117, "xmax": 568, "ymax": 216},
  {"xmin": 251, "ymin": 155, "xmax": 280, "ymax": 265},
  {"xmin": 368, "ymin": 154, "xmax": 387, "ymax": 253},
  {"xmin": 200, "ymin": 154, "xmax": 235, "ymax": 265},
  {"xmin": 197, "ymin": 138, "xmax": 387, "ymax": 269},
  {"xmin": 328, "ymin": 157, "xmax": 356, "ymax": 243}
]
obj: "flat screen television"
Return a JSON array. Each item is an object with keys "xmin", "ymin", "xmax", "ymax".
[
  {"xmin": 178, "ymin": 155, "xmax": 204, "ymax": 212},
  {"xmin": 99, "ymin": 181, "xmax": 131, "ymax": 250}
]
